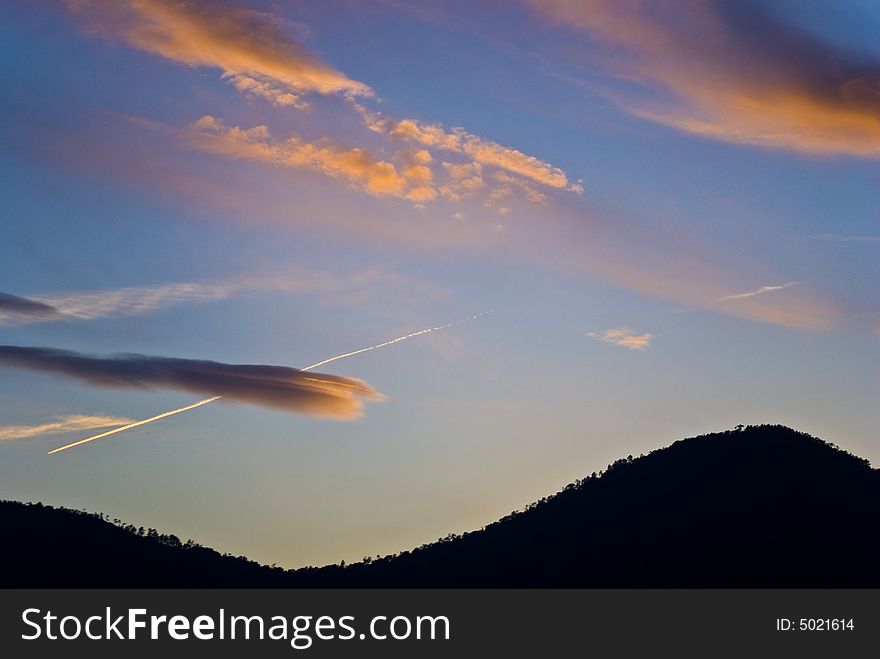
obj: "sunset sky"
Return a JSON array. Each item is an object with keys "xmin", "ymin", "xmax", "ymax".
[{"xmin": 0, "ymin": 0, "xmax": 878, "ymax": 568}]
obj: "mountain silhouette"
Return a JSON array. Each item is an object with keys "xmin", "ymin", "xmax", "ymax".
[{"xmin": 2, "ymin": 425, "xmax": 878, "ymax": 587}]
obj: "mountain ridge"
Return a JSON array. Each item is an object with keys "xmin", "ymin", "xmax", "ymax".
[{"xmin": 2, "ymin": 424, "xmax": 877, "ymax": 587}]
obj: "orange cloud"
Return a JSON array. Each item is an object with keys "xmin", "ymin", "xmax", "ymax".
[
  {"xmin": 224, "ymin": 72, "xmax": 306, "ymax": 108},
  {"xmin": 531, "ymin": 0, "xmax": 880, "ymax": 157},
  {"xmin": 68, "ymin": 0, "xmax": 369, "ymax": 99},
  {"xmin": 170, "ymin": 115, "xmax": 558, "ymax": 209},
  {"xmin": 385, "ymin": 116, "xmax": 582, "ymax": 190},
  {"xmin": 492, "ymin": 171, "xmax": 548, "ymax": 205},
  {"xmin": 182, "ymin": 116, "xmax": 412, "ymax": 198},
  {"xmin": 393, "ymin": 149, "xmax": 436, "ymax": 201},
  {"xmin": 356, "ymin": 101, "xmax": 581, "ymax": 191},
  {"xmin": 587, "ymin": 327, "xmax": 652, "ymax": 350},
  {"xmin": 439, "ymin": 162, "xmax": 485, "ymax": 201}
]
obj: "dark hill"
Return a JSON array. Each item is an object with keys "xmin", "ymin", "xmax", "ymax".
[
  {"xmin": 2, "ymin": 425, "xmax": 878, "ymax": 587},
  {"xmin": 0, "ymin": 501, "xmax": 285, "ymax": 587}
]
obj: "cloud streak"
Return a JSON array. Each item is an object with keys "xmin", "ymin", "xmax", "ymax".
[
  {"xmin": 0, "ymin": 415, "xmax": 134, "ymax": 441},
  {"xmin": 587, "ymin": 326, "xmax": 652, "ymax": 350},
  {"xmin": 531, "ymin": 0, "xmax": 880, "ymax": 157},
  {"xmin": 39, "ymin": 280, "xmax": 243, "ymax": 323},
  {"xmin": 717, "ymin": 281, "xmax": 799, "ymax": 302},
  {"xmin": 1, "ymin": 281, "xmax": 239, "ymax": 326},
  {"xmin": 0, "ymin": 267, "xmax": 440, "ymax": 326},
  {"xmin": 0, "ymin": 346, "xmax": 383, "ymax": 419},
  {"xmin": 68, "ymin": 0, "xmax": 369, "ymax": 105}
]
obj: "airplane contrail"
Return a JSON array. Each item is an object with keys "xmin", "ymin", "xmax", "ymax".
[
  {"xmin": 716, "ymin": 281, "xmax": 799, "ymax": 302},
  {"xmin": 47, "ymin": 312, "xmax": 490, "ymax": 454},
  {"xmin": 47, "ymin": 396, "xmax": 222, "ymax": 455},
  {"xmin": 303, "ymin": 323, "xmax": 456, "ymax": 370}
]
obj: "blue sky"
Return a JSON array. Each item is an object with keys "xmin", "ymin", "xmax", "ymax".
[{"xmin": 0, "ymin": 0, "xmax": 877, "ymax": 567}]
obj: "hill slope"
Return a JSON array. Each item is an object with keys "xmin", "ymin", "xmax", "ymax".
[{"xmin": 2, "ymin": 425, "xmax": 878, "ymax": 587}]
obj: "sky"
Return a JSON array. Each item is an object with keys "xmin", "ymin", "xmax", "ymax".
[{"xmin": 0, "ymin": 0, "xmax": 877, "ymax": 568}]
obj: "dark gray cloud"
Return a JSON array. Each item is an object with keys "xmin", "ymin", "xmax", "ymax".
[
  {"xmin": 0, "ymin": 293, "xmax": 60, "ymax": 323},
  {"xmin": 0, "ymin": 346, "xmax": 382, "ymax": 419}
]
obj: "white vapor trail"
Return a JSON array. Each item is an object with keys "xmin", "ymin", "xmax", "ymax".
[
  {"xmin": 48, "ymin": 312, "xmax": 490, "ymax": 454},
  {"xmin": 716, "ymin": 281, "xmax": 799, "ymax": 302},
  {"xmin": 46, "ymin": 397, "xmax": 222, "ymax": 455}
]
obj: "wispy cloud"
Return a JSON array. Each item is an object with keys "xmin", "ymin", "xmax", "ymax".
[
  {"xmin": 0, "ymin": 346, "xmax": 383, "ymax": 419},
  {"xmin": 0, "ymin": 414, "xmax": 134, "ymax": 441},
  {"xmin": 531, "ymin": 0, "xmax": 880, "ymax": 157},
  {"xmin": 68, "ymin": 0, "xmax": 369, "ymax": 105},
  {"xmin": 586, "ymin": 326, "xmax": 652, "ymax": 350},
  {"xmin": 0, "ymin": 267, "xmax": 442, "ymax": 326},
  {"xmin": 717, "ymin": 282, "xmax": 799, "ymax": 302},
  {"xmin": 39, "ymin": 280, "xmax": 243, "ymax": 322}
]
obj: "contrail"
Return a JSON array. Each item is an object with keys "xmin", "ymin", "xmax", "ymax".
[
  {"xmin": 48, "ymin": 312, "xmax": 490, "ymax": 454},
  {"xmin": 303, "ymin": 323, "xmax": 455, "ymax": 370},
  {"xmin": 716, "ymin": 282, "xmax": 799, "ymax": 302},
  {"xmin": 47, "ymin": 397, "xmax": 221, "ymax": 455}
]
